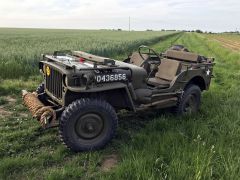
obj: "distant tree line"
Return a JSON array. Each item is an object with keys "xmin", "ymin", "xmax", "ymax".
[{"xmin": 100, "ymin": 28, "xmax": 239, "ymax": 34}]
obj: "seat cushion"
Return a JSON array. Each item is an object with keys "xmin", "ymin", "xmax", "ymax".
[
  {"xmin": 147, "ymin": 78, "xmax": 170, "ymax": 88},
  {"xmin": 156, "ymin": 59, "xmax": 181, "ymax": 81}
]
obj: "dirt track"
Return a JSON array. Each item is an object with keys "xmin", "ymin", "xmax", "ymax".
[{"xmin": 210, "ymin": 36, "xmax": 240, "ymax": 51}]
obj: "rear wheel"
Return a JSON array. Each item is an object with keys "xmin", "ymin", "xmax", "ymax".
[
  {"xmin": 175, "ymin": 84, "xmax": 201, "ymax": 115},
  {"xmin": 59, "ymin": 98, "xmax": 118, "ymax": 152}
]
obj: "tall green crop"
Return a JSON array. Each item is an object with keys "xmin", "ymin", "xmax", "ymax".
[{"xmin": 0, "ymin": 28, "xmax": 179, "ymax": 79}]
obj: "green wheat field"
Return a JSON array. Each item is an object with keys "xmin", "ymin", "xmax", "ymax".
[{"xmin": 0, "ymin": 28, "xmax": 240, "ymax": 179}]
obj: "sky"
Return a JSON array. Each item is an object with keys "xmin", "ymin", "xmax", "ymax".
[{"xmin": 0, "ymin": 0, "xmax": 239, "ymax": 32}]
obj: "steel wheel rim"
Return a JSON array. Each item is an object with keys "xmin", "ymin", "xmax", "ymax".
[
  {"xmin": 184, "ymin": 94, "xmax": 197, "ymax": 114},
  {"xmin": 75, "ymin": 113, "xmax": 104, "ymax": 139}
]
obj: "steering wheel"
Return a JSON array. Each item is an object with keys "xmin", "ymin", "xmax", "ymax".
[{"xmin": 138, "ymin": 45, "xmax": 161, "ymax": 67}]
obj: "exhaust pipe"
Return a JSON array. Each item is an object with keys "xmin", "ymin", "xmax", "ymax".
[{"xmin": 22, "ymin": 90, "xmax": 57, "ymax": 128}]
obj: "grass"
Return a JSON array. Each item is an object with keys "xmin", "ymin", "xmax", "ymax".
[
  {"xmin": 0, "ymin": 97, "xmax": 8, "ymax": 106},
  {"xmin": 0, "ymin": 30, "xmax": 240, "ymax": 179},
  {"xmin": 99, "ymin": 33, "xmax": 240, "ymax": 179}
]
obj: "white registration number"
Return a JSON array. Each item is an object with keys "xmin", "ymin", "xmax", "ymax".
[{"xmin": 95, "ymin": 73, "xmax": 127, "ymax": 83}]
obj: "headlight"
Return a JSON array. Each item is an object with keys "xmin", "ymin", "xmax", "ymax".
[{"xmin": 39, "ymin": 62, "xmax": 44, "ymax": 74}]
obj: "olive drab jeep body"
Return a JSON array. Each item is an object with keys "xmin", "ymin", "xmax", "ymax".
[{"xmin": 22, "ymin": 45, "xmax": 214, "ymax": 152}]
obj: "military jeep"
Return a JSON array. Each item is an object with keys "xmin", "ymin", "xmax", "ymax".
[{"xmin": 23, "ymin": 45, "xmax": 214, "ymax": 152}]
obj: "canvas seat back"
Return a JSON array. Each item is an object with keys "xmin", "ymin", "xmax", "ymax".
[
  {"xmin": 165, "ymin": 50, "xmax": 201, "ymax": 63},
  {"xmin": 130, "ymin": 52, "xmax": 149, "ymax": 66},
  {"xmin": 155, "ymin": 59, "xmax": 182, "ymax": 81},
  {"xmin": 130, "ymin": 52, "xmax": 151, "ymax": 73}
]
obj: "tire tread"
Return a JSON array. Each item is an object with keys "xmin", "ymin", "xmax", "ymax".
[{"xmin": 59, "ymin": 98, "xmax": 118, "ymax": 152}]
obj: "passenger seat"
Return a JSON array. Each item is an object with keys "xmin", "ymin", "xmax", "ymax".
[{"xmin": 148, "ymin": 59, "xmax": 182, "ymax": 88}]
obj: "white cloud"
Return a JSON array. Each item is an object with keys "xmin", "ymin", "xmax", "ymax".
[{"xmin": 0, "ymin": 0, "xmax": 239, "ymax": 32}]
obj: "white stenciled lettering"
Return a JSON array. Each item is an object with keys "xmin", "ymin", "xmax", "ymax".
[
  {"xmin": 101, "ymin": 75, "xmax": 106, "ymax": 82},
  {"xmin": 95, "ymin": 73, "xmax": 127, "ymax": 83},
  {"xmin": 110, "ymin": 74, "xmax": 114, "ymax": 81},
  {"xmin": 96, "ymin": 75, "xmax": 101, "ymax": 82},
  {"xmin": 115, "ymin": 74, "xmax": 118, "ymax": 81},
  {"xmin": 122, "ymin": 74, "xmax": 127, "ymax": 80},
  {"xmin": 106, "ymin": 74, "xmax": 110, "ymax": 81}
]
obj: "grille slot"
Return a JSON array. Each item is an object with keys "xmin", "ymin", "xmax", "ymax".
[{"xmin": 45, "ymin": 67, "xmax": 63, "ymax": 99}]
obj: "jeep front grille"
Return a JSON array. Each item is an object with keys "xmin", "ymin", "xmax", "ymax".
[{"xmin": 45, "ymin": 67, "xmax": 63, "ymax": 99}]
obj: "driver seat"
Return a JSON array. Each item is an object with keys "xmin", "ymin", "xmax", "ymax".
[
  {"xmin": 148, "ymin": 59, "xmax": 182, "ymax": 88},
  {"xmin": 130, "ymin": 52, "xmax": 151, "ymax": 73}
]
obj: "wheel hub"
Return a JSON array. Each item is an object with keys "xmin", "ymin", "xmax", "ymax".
[
  {"xmin": 75, "ymin": 113, "xmax": 104, "ymax": 139},
  {"xmin": 184, "ymin": 94, "xmax": 197, "ymax": 114}
]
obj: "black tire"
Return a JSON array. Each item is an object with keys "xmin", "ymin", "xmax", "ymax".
[
  {"xmin": 174, "ymin": 84, "xmax": 201, "ymax": 115},
  {"xmin": 59, "ymin": 98, "xmax": 118, "ymax": 152}
]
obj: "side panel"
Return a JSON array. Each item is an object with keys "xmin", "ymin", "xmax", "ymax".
[
  {"xmin": 155, "ymin": 68, "xmax": 212, "ymax": 94},
  {"xmin": 171, "ymin": 68, "xmax": 212, "ymax": 91}
]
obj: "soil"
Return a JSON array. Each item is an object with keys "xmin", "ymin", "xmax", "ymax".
[
  {"xmin": 0, "ymin": 106, "xmax": 12, "ymax": 118},
  {"xmin": 101, "ymin": 154, "xmax": 119, "ymax": 172},
  {"xmin": 5, "ymin": 96, "xmax": 17, "ymax": 104},
  {"xmin": 212, "ymin": 37, "xmax": 240, "ymax": 51}
]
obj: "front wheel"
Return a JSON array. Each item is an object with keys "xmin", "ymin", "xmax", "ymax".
[
  {"xmin": 174, "ymin": 85, "xmax": 201, "ymax": 115},
  {"xmin": 59, "ymin": 98, "xmax": 118, "ymax": 152}
]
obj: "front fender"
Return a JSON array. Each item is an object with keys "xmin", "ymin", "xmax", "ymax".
[{"xmin": 64, "ymin": 82, "xmax": 136, "ymax": 111}]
